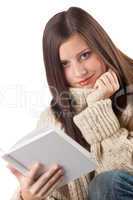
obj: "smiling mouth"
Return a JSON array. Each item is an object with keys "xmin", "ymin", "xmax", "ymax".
[{"xmin": 79, "ymin": 74, "xmax": 94, "ymax": 86}]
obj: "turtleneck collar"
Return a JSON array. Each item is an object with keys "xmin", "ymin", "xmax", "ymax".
[{"xmin": 69, "ymin": 87, "xmax": 96, "ymax": 113}]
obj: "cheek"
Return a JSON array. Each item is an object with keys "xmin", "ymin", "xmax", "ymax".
[
  {"xmin": 95, "ymin": 55, "xmax": 107, "ymax": 71},
  {"xmin": 99, "ymin": 61, "xmax": 107, "ymax": 74},
  {"xmin": 92, "ymin": 56, "xmax": 107, "ymax": 74},
  {"xmin": 64, "ymin": 68, "xmax": 73, "ymax": 84},
  {"xmin": 85, "ymin": 55, "xmax": 99, "ymax": 69},
  {"xmin": 94, "ymin": 63, "xmax": 106, "ymax": 80}
]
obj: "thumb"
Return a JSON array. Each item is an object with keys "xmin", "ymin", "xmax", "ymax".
[
  {"xmin": 108, "ymin": 68, "xmax": 112, "ymax": 72},
  {"xmin": 93, "ymin": 81, "xmax": 98, "ymax": 89},
  {"xmin": 7, "ymin": 164, "xmax": 22, "ymax": 180}
]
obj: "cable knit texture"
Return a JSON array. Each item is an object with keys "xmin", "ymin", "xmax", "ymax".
[{"xmin": 10, "ymin": 87, "xmax": 133, "ymax": 200}]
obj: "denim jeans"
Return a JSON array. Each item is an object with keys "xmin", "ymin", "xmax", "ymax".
[{"xmin": 88, "ymin": 170, "xmax": 133, "ymax": 200}]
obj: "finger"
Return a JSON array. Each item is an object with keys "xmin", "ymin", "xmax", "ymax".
[
  {"xmin": 93, "ymin": 81, "xmax": 98, "ymax": 89},
  {"xmin": 108, "ymin": 68, "xmax": 113, "ymax": 73},
  {"xmin": 93, "ymin": 78, "xmax": 104, "ymax": 89},
  {"xmin": 101, "ymin": 75, "xmax": 113, "ymax": 87},
  {"xmin": 104, "ymin": 73, "xmax": 116, "ymax": 90},
  {"xmin": 108, "ymin": 72, "xmax": 119, "ymax": 91},
  {"xmin": 7, "ymin": 164, "xmax": 22, "ymax": 180},
  {"xmin": 97, "ymin": 77, "xmax": 109, "ymax": 89},
  {"xmin": 108, "ymin": 69, "xmax": 119, "ymax": 84},
  {"xmin": 31, "ymin": 165, "xmax": 63, "ymax": 194},
  {"xmin": 109, "ymin": 70, "xmax": 120, "ymax": 90},
  {"xmin": 38, "ymin": 174, "xmax": 64, "ymax": 198},
  {"xmin": 43, "ymin": 175, "xmax": 64, "ymax": 198},
  {"xmin": 26, "ymin": 162, "xmax": 44, "ymax": 186}
]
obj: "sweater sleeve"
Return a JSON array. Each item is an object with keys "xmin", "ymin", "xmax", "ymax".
[{"xmin": 73, "ymin": 99, "xmax": 133, "ymax": 173}]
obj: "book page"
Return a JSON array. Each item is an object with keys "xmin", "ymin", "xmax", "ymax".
[
  {"xmin": 9, "ymin": 126, "xmax": 50, "ymax": 152},
  {"xmin": 4, "ymin": 127, "xmax": 96, "ymax": 185}
]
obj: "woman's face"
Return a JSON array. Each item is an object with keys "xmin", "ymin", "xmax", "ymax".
[{"xmin": 59, "ymin": 33, "xmax": 107, "ymax": 88}]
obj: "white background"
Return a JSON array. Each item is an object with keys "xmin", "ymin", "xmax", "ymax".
[{"xmin": 0, "ymin": 0, "xmax": 132, "ymax": 199}]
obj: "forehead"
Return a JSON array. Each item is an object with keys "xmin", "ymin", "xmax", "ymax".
[{"xmin": 59, "ymin": 33, "xmax": 89, "ymax": 60}]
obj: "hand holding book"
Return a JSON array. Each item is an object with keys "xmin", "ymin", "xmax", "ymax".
[
  {"xmin": 8, "ymin": 162, "xmax": 64, "ymax": 200},
  {"xmin": 1, "ymin": 125, "xmax": 96, "ymax": 199}
]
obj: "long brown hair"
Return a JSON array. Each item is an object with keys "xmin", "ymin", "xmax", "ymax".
[{"xmin": 42, "ymin": 7, "xmax": 133, "ymax": 149}]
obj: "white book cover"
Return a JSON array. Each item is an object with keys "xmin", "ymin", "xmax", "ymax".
[{"xmin": 1, "ymin": 125, "xmax": 96, "ymax": 188}]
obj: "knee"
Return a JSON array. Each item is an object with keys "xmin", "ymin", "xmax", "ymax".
[
  {"xmin": 88, "ymin": 170, "xmax": 133, "ymax": 200},
  {"xmin": 111, "ymin": 170, "xmax": 133, "ymax": 199},
  {"xmin": 88, "ymin": 170, "xmax": 117, "ymax": 199}
]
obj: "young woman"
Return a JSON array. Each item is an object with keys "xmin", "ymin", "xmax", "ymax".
[{"xmin": 9, "ymin": 6, "xmax": 133, "ymax": 200}]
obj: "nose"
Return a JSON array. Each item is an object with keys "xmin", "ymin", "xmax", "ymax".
[{"xmin": 72, "ymin": 61, "xmax": 88, "ymax": 77}]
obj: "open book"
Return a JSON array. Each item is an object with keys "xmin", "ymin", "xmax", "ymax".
[{"xmin": 1, "ymin": 125, "xmax": 96, "ymax": 188}]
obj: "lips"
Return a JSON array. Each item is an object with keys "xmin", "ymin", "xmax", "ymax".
[{"xmin": 78, "ymin": 74, "xmax": 94, "ymax": 86}]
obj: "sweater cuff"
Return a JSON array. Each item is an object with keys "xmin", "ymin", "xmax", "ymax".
[{"xmin": 73, "ymin": 99, "xmax": 120, "ymax": 144}]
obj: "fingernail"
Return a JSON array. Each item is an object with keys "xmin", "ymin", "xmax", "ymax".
[
  {"xmin": 53, "ymin": 164, "xmax": 60, "ymax": 170},
  {"xmin": 34, "ymin": 162, "xmax": 40, "ymax": 168},
  {"xmin": 60, "ymin": 175, "xmax": 64, "ymax": 181},
  {"xmin": 61, "ymin": 170, "xmax": 64, "ymax": 175}
]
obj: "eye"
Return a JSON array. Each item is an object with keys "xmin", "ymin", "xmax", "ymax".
[{"xmin": 80, "ymin": 51, "xmax": 92, "ymax": 60}]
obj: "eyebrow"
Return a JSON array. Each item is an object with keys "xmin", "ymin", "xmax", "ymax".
[{"xmin": 60, "ymin": 48, "xmax": 90, "ymax": 63}]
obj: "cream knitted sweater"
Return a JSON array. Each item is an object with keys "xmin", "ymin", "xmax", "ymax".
[{"xmin": 11, "ymin": 87, "xmax": 133, "ymax": 200}]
